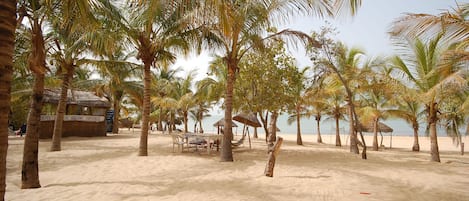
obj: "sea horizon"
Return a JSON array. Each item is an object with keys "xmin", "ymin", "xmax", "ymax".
[{"xmin": 185, "ymin": 113, "xmax": 454, "ymax": 137}]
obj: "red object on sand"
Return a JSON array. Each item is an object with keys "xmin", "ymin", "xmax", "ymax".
[{"xmin": 360, "ymin": 192, "xmax": 371, "ymax": 195}]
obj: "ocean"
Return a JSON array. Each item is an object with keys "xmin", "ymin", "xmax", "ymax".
[{"xmin": 185, "ymin": 113, "xmax": 452, "ymax": 137}]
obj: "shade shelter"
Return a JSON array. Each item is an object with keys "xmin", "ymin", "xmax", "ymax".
[
  {"xmin": 39, "ymin": 89, "xmax": 111, "ymax": 139},
  {"xmin": 233, "ymin": 112, "xmax": 261, "ymax": 127},
  {"xmin": 233, "ymin": 112, "xmax": 261, "ymax": 148},
  {"xmin": 357, "ymin": 121, "xmax": 394, "ymax": 148},
  {"xmin": 213, "ymin": 118, "xmax": 238, "ymax": 134}
]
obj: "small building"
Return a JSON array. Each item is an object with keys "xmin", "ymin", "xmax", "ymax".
[{"xmin": 39, "ymin": 89, "xmax": 111, "ymax": 139}]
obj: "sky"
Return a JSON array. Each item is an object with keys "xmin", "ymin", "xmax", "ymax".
[{"xmin": 172, "ymin": 0, "xmax": 469, "ymax": 80}]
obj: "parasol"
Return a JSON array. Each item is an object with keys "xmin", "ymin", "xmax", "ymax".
[{"xmin": 233, "ymin": 112, "xmax": 261, "ymax": 127}]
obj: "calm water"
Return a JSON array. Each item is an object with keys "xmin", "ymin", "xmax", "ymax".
[{"xmin": 185, "ymin": 113, "xmax": 451, "ymax": 137}]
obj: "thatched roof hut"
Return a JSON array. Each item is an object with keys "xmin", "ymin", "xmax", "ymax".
[
  {"xmin": 357, "ymin": 122, "xmax": 393, "ymax": 133},
  {"xmin": 43, "ymin": 88, "xmax": 110, "ymax": 108},
  {"xmin": 213, "ymin": 118, "xmax": 238, "ymax": 127},
  {"xmin": 39, "ymin": 89, "xmax": 111, "ymax": 139},
  {"xmin": 233, "ymin": 112, "xmax": 261, "ymax": 127}
]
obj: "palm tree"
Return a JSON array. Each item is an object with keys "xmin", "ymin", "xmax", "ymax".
[
  {"xmin": 391, "ymin": 35, "xmax": 466, "ymax": 162},
  {"xmin": 305, "ymin": 73, "xmax": 332, "ymax": 144},
  {"xmin": 196, "ymin": 0, "xmax": 356, "ymax": 161},
  {"xmin": 286, "ymin": 68, "xmax": 309, "ymax": 145},
  {"xmin": 84, "ymin": 49, "xmax": 142, "ymax": 134},
  {"xmin": 15, "ymin": 0, "xmax": 51, "ymax": 188},
  {"xmin": 121, "ymin": 1, "xmax": 194, "ymax": 155},
  {"xmin": 388, "ymin": 87, "xmax": 423, "ymax": 151},
  {"xmin": 174, "ymin": 71, "xmax": 196, "ymax": 133},
  {"xmin": 47, "ymin": 0, "xmax": 120, "ymax": 151},
  {"xmin": 0, "ymin": 0, "xmax": 17, "ymax": 198},
  {"xmin": 390, "ymin": 3, "xmax": 469, "ymax": 50}
]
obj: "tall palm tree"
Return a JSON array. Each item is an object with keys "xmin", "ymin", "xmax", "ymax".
[
  {"xmin": 196, "ymin": 0, "xmax": 349, "ymax": 161},
  {"xmin": 286, "ymin": 67, "xmax": 309, "ymax": 145},
  {"xmin": 391, "ymin": 35, "xmax": 466, "ymax": 162},
  {"xmin": 174, "ymin": 71, "xmax": 196, "ymax": 133},
  {"xmin": 83, "ymin": 49, "xmax": 142, "ymax": 134},
  {"xmin": 122, "ymin": 1, "xmax": 194, "ymax": 156},
  {"xmin": 17, "ymin": 0, "xmax": 49, "ymax": 188},
  {"xmin": 47, "ymin": 0, "xmax": 120, "ymax": 151},
  {"xmin": 0, "ymin": 1, "xmax": 16, "ymax": 198}
]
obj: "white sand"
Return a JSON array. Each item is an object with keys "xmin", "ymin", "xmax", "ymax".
[{"xmin": 5, "ymin": 129, "xmax": 469, "ymax": 201}]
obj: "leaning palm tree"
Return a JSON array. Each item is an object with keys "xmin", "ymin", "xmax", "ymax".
[
  {"xmin": 121, "ymin": 1, "xmax": 195, "ymax": 156},
  {"xmin": 197, "ymin": 0, "xmax": 361, "ymax": 161},
  {"xmin": 0, "ymin": 1, "xmax": 17, "ymax": 198},
  {"xmin": 391, "ymin": 34, "xmax": 466, "ymax": 162},
  {"xmin": 16, "ymin": 0, "xmax": 53, "ymax": 188}
]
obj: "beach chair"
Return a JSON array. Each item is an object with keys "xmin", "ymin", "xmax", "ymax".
[{"xmin": 171, "ymin": 134, "xmax": 187, "ymax": 153}]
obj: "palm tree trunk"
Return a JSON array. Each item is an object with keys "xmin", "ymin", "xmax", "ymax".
[
  {"xmin": 335, "ymin": 116, "xmax": 341, "ymax": 146},
  {"xmin": 253, "ymin": 112, "xmax": 258, "ymax": 138},
  {"xmin": 429, "ymin": 102, "xmax": 440, "ymax": 162},
  {"xmin": 316, "ymin": 116, "xmax": 322, "ymax": 143},
  {"xmin": 198, "ymin": 112, "xmax": 204, "ymax": 133},
  {"xmin": 296, "ymin": 109, "xmax": 302, "ymax": 145},
  {"xmin": 183, "ymin": 111, "xmax": 188, "ymax": 133},
  {"xmin": 221, "ymin": 62, "xmax": 235, "ymax": 162},
  {"xmin": 50, "ymin": 66, "xmax": 73, "ymax": 151},
  {"xmin": 21, "ymin": 73, "xmax": 44, "ymax": 189},
  {"xmin": 412, "ymin": 123, "xmax": 420, "ymax": 151},
  {"xmin": 348, "ymin": 106, "xmax": 359, "ymax": 154},
  {"xmin": 0, "ymin": 1, "xmax": 16, "ymax": 198},
  {"xmin": 111, "ymin": 98, "xmax": 120, "ymax": 134},
  {"xmin": 22, "ymin": 17, "xmax": 46, "ymax": 188},
  {"xmin": 168, "ymin": 111, "xmax": 173, "ymax": 134},
  {"xmin": 139, "ymin": 62, "xmax": 151, "ymax": 156},
  {"xmin": 157, "ymin": 109, "xmax": 163, "ymax": 131},
  {"xmin": 372, "ymin": 118, "xmax": 379, "ymax": 151}
]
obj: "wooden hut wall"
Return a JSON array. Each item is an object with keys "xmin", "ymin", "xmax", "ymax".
[{"xmin": 39, "ymin": 120, "xmax": 106, "ymax": 139}]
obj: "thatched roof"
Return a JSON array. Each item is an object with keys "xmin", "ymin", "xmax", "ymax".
[
  {"xmin": 213, "ymin": 118, "xmax": 238, "ymax": 127},
  {"xmin": 233, "ymin": 112, "xmax": 261, "ymax": 127},
  {"xmin": 43, "ymin": 89, "xmax": 111, "ymax": 108},
  {"xmin": 357, "ymin": 122, "xmax": 393, "ymax": 133}
]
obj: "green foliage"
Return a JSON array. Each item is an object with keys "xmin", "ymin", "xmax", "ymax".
[{"xmin": 236, "ymin": 40, "xmax": 299, "ymax": 113}]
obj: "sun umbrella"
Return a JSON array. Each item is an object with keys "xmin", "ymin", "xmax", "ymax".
[
  {"xmin": 213, "ymin": 118, "xmax": 238, "ymax": 127},
  {"xmin": 233, "ymin": 112, "xmax": 261, "ymax": 127},
  {"xmin": 357, "ymin": 122, "xmax": 393, "ymax": 133}
]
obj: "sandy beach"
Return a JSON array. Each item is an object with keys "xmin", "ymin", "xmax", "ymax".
[{"xmin": 5, "ymin": 129, "xmax": 469, "ymax": 201}]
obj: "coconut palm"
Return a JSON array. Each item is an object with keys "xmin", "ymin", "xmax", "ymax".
[
  {"xmin": 391, "ymin": 34, "xmax": 466, "ymax": 162},
  {"xmin": 390, "ymin": 3, "xmax": 469, "ymax": 50},
  {"xmin": 120, "ymin": 1, "xmax": 195, "ymax": 155},
  {"xmin": 15, "ymin": 0, "xmax": 50, "ymax": 188},
  {"xmin": 82, "ymin": 49, "xmax": 142, "ymax": 134},
  {"xmin": 0, "ymin": 1, "xmax": 16, "ymax": 198},
  {"xmin": 197, "ymin": 1, "xmax": 326, "ymax": 161},
  {"xmin": 286, "ymin": 67, "xmax": 310, "ymax": 145},
  {"xmin": 324, "ymin": 83, "xmax": 348, "ymax": 147},
  {"xmin": 388, "ymin": 86, "xmax": 423, "ymax": 151},
  {"xmin": 174, "ymin": 71, "xmax": 196, "ymax": 133},
  {"xmin": 47, "ymin": 0, "xmax": 121, "ymax": 152}
]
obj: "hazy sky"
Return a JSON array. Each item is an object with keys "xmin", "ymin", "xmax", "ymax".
[{"xmin": 173, "ymin": 0, "xmax": 469, "ymax": 79}]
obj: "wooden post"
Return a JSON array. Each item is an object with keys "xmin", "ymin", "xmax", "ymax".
[
  {"xmin": 461, "ymin": 142, "xmax": 464, "ymax": 155},
  {"xmin": 264, "ymin": 137, "xmax": 283, "ymax": 177}
]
